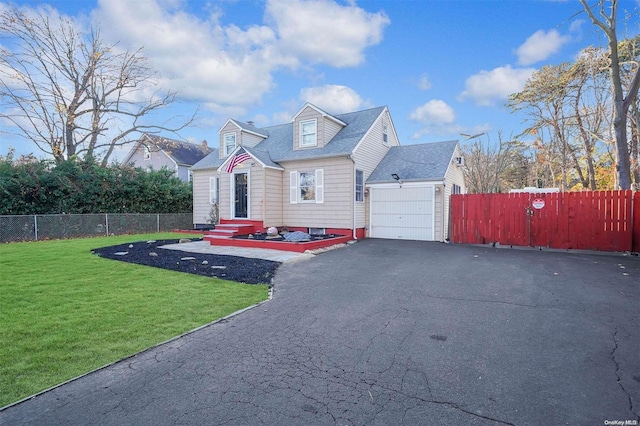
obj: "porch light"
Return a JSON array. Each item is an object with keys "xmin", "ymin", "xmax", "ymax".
[{"xmin": 391, "ymin": 173, "xmax": 402, "ymax": 184}]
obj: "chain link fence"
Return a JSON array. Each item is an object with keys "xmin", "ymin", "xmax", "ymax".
[{"xmin": 0, "ymin": 213, "xmax": 193, "ymax": 243}]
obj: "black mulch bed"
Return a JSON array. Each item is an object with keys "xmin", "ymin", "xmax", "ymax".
[{"xmin": 92, "ymin": 239, "xmax": 280, "ymax": 285}]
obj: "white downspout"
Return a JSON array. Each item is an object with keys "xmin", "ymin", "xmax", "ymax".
[
  {"xmin": 350, "ymin": 155, "xmax": 357, "ymax": 240},
  {"xmin": 353, "ymin": 166, "xmax": 357, "ymax": 240}
]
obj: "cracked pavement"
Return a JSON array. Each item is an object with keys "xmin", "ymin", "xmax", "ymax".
[{"xmin": 1, "ymin": 239, "xmax": 638, "ymax": 425}]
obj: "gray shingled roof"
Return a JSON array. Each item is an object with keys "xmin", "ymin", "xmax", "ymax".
[
  {"xmin": 242, "ymin": 146, "xmax": 282, "ymax": 169},
  {"xmin": 230, "ymin": 119, "xmax": 268, "ymax": 138},
  {"xmin": 258, "ymin": 106, "xmax": 385, "ymax": 162},
  {"xmin": 367, "ymin": 140, "xmax": 458, "ymax": 183},
  {"xmin": 192, "ymin": 106, "xmax": 386, "ymax": 170},
  {"xmin": 190, "ymin": 148, "xmax": 222, "ymax": 170},
  {"xmin": 143, "ymin": 134, "xmax": 212, "ymax": 166}
]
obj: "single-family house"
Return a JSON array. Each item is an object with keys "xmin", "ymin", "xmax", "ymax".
[
  {"xmin": 123, "ymin": 134, "xmax": 211, "ymax": 182},
  {"xmin": 191, "ymin": 103, "xmax": 465, "ymax": 242}
]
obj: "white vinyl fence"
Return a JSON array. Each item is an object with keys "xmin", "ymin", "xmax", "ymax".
[{"xmin": 0, "ymin": 213, "xmax": 192, "ymax": 243}]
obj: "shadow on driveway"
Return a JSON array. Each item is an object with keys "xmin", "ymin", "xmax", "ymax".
[{"xmin": 2, "ymin": 239, "xmax": 638, "ymax": 425}]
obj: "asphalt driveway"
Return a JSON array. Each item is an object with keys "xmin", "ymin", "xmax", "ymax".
[{"xmin": 1, "ymin": 239, "xmax": 638, "ymax": 425}]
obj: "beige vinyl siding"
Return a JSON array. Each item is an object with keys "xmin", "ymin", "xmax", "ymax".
[
  {"xmin": 434, "ymin": 186, "xmax": 444, "ymax": 242},
  {"xmin": 263, "ymin": 168, "xmax": 284, "ymax": 226},
  {"xmin": 323, "ymin": 117, "xmax": 343, "ymax": 144},
  {"xmin": 215, "ymin": 166, "xmax": 264, "ymax": 221},
  {"xmin": 210, "ymin": 166, "xmax": 268, "ymax": 222},
  {"xmin": 192, "ymin": 169, "xmax": 220, "ymax": 225},
  {"xmin": 242, "ymin": 132, "xmax": 264, "ymax": 148},
  {"xmin": 294, "ymin": 106, "xmax": 324, "ymax": 150},
  {"xmin": 218, "ymin": 171, "xmax": 231, "ymax": 220},
  {"xmin": 282, "ymin": 157, "xmax": 353, "ymax": 229},
  {"xmin": 442, "ymin": 145, "xmax": 466, "ymax": 240},
  {"xmin": 352, "ymin": 109, "xmax": 397, "ymax": 228},
  {"xmin": 248, "ymin": 167, "xmax": 264, "ymax": 222}
]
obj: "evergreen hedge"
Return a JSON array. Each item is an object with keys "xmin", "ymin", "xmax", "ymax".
[{"xmin": 0, "ymin": 154, "xmax": 192, "ymax": 215}]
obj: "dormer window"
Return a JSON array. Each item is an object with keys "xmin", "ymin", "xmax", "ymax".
[
  {"xmin": 224, "ymin": 133, "xmax": 236, "ymax": 156},
  {"xmin": 300, "ymin": 119, "xmax": 317, "ymax": 147}
]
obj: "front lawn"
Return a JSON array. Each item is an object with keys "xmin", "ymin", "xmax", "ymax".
[{"xmin": 0, "ymin": 233, "xmax": 269, "ymax": 408}]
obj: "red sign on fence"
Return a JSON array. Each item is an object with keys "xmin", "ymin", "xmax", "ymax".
[{"xmin": 450, "ymin": 191, "xmax": 639, "ymax": 253}]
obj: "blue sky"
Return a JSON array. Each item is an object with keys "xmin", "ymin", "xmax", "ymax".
[{"xmin": 1, "ymin": 0, "xmax": 640, "ymax": 160}]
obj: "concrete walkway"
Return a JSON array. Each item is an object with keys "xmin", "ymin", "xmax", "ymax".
[
  {"xmin": 1, "ymin": 239, "xmax": 638, "ymax": 425},
  {"xmin": 160, "ymin": 240, "xmax": 316, "ymax": 263}
]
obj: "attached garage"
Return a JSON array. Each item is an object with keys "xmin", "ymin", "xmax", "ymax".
[
  {"xmin": 365, "ymin": 140, "xmax": 466, "ymax": 242},
  {"xmin": 369, "ymin": 184, "xmax": 435, "ymax": 241}
]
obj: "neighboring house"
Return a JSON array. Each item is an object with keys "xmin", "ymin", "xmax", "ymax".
[
  {"xmin": 122, "ymin": 134, "xmax": 212, "ymax": 182},
  {"xmin": 191, "ymin": 103, "xmax": 465, "ymax": 242}
]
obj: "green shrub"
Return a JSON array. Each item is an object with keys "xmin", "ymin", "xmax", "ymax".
[{"xmin": 0, "ymin": 154, "xmax": 192, "ymax": 214}]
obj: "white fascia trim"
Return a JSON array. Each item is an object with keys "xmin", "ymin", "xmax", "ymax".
[
  {"xmin": 217, "ymin": 145, "xmax": 244, "ymax": 172},
  {"xmin": 120, "ymin": 141, "xmax": 139, "ymax": 165},
  {"xmin": 366, "ymin": 180, "xmax": 445, "ymax": 188},
  {"xmin": 218, "ymin": 119, "xmax": 242, "ymax": 135},
  {"xmin": 247, "ymin": 155, "xmax": 284, "ymax": 171},
  {"xmin": 385, "ymin": 107, "xmax": 401, "ymax": 147},
  {"xmin": 446, "ymin": 142, "xmax": 462, "ymax": 172},
  {"xmin": 230, "ymin": 119, "xmax": 268, "ymax": 138},
  {"xmin": 292, "ymin": 102, "xmax": 347, "ymax": 127},
  {"xmin": 351, "ymin": 106, "xmax": 387, "ymax": 155}
]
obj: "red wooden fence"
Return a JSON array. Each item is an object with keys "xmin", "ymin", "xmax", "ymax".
[{"xmin": 450, "ymin": 190, "xmax": 640, "ymax": 253}]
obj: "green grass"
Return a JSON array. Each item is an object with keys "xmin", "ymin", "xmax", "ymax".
[{"xmin": 0, "ymin": 233, "xmax": 269, "ymax": 408}]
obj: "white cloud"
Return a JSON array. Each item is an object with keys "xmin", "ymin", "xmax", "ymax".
[
  {"xmin": 459, "ymin": 66, "xmax": 535, "ymax": 107},
  {"xmin": 299, "ymin": 85, "xmax": 367, "ymax": 114},
  {"xmin": 265, "ymin": 0, "xmax": 390, "ymax": 67},
  {"xmin": 516, "ymin": 29, "xmax": 570, "ymax": 66},
  {"xmin": 409, "ymin": 100, "xmax": 455, "ymax": 125},
  {"xmin": 89, "ymin": 0, "xmax": 388, "ymax": 114},
  {"xmin": 418, "ymin": 74, "xmax": 432, "ymax": 90},
  {"xmin": 408, "ymin": 100, "xmax": 460, "ymax": 138},
  {"xmin": 92, "ymin": 0, "xmax": 278, "ymax": 110},
  {"xmin": 569, "ymin": 19, "xmax": 584, "ymax": 34}
]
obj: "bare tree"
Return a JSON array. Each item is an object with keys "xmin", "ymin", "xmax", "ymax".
[
  {"xmin": 618, "ymin": 36, "xmax": 640, "ymax": 186},
  {"xmin": 567, "ymin": 47, "xmax": 612, "ymax": 190},
  {"xmin": 579, "ymin": 0, "xmax": 640, "ymax": 189},
  {"xmin": 509, "ymin": 63, "xmax": 575, "ymax": 190},
  {"xmin": 510, "ymin": 51, "xmax": 615, "ymax": 190},
  {"xmin": 0, "ymin": 6, "xmax": 195, "ymax": 165},
  {"xmin": 461, "ymin": 134, "xmax": 525, "ymax": 194}
]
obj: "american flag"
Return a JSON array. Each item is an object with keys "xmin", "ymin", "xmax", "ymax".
[{"xmin": 225, "ymin": 151, "xmax": 252, "ymax": 173}]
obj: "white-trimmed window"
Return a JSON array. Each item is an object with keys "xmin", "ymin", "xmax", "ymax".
[
  {"xmin": 355, "ymin": 169, "xmax": 364, "ymax": 202},
  {"xmin": 209, "ymin": 177, "xmax": 219, "ymax": 204},
  {"xmin": 223, "ymin": 133, "xmax": 236, "ymax": 156},
  {"xmin": 290, "ymin": 169, "xmax": 323, "ymax": 203},
  {"xmin": 300, "ymin": 119, "xmax": 317, "ymax": 147},
  {"xmin": 382, "ymin": 124, "xmax": 388, "ymax": 145},
  {"xmin": 452, "ymin": 184, "xmax": 462, "ymax": 195},
  {"xmin": 143, "ymin": 145, "xmax": 151, "ymax": 160}
]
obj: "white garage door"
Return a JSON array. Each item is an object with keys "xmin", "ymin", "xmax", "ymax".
[{"xmin": 369, "ymin": 185, "xmax": 435, "ymax": 241}]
